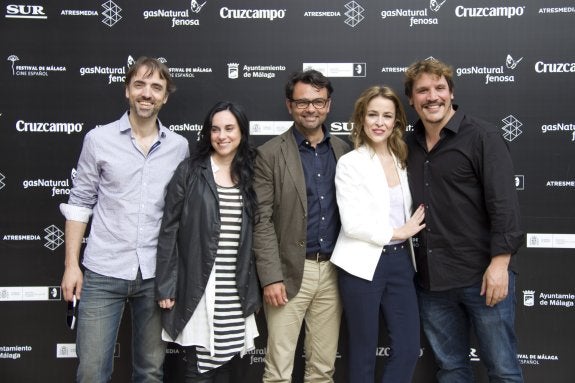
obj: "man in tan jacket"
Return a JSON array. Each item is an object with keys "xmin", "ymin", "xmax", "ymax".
[{"xmin": 253, "ymin": 69, "xmax": 350, "ymax": 382}]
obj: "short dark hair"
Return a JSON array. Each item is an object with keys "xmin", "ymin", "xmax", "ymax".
[
  {"xmin": 125, "ymin": 56, "xmax": 176, "ymax": 94},
  {"xmin": 404, "ymin": 58, "xmax": 454, "ymax": 98},
  {"xmin": 285, "ymin": 69, "xmax": 333, "ymax": 100}
]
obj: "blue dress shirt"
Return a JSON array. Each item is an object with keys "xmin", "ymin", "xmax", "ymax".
[
  {"xmin": 60, "ymin": 112, "xmax": 189, "ymax": 280},
  {"xmin": 292, "ymin": 127, "xmax": 339, "ymax": 255}
]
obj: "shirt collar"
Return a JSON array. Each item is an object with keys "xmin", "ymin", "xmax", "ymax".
[
  {"xmin": 291, "ymin": 124, "xmax": 331, "ymax": 147},
  {"xmin": 119, "ymin": 111, "xmax": 167, "ymax": 139},
  {"xmin": 413, "ymin": 104, "xmax": 462, "ymax": 138},
  {"xmin": 441, "ymin": 104, "xmax": 463, "ymax": 135}
]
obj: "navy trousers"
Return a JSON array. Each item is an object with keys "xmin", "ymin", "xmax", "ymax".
[{"xmin": 338, "ymin": 243, "xmax": 420, "ymax": 383}]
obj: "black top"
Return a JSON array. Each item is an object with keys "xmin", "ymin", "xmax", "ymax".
[{"xmin": 406, "ymin": 106, "xmax": 524, "ymax": 291}]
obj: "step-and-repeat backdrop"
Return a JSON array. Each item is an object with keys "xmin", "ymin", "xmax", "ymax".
[{"xmin": 1, "ymin": 1, "xmax": 574, "ymax": 382}]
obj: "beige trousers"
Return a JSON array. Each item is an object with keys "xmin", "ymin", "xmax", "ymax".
[{"xmin": 263, "ymin": 260, "xmax": 342, "ymax": 383}]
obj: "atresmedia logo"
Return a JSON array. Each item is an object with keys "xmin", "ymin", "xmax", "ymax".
[
  {"xmin": 44, "ymin": 225, "xmax": 64, "ymax": 250},
  {"xmin": 501, "ymin": 115, "xmax": 523, "ymax": 142},
  {"xmin": 102, "ymin": 0, "xmax": 122, "ymax": 27}
]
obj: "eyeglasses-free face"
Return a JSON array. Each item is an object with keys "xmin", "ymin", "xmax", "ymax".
[{"xmin": 363, "ymin": 96, "xmax": 396, "ymax": 149}]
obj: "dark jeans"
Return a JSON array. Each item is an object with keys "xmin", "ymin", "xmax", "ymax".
[{"xmin": 417, "ymin": 270, "xmax": 523, "ymax": 383}]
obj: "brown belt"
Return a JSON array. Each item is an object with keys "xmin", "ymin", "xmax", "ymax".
[{"xmin": 305, "ymin": 252, "xmax": 331, "ymax": 262}]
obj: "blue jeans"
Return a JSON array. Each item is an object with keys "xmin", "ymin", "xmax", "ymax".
[
  {"xmin": 339, "ymin": 244, "xmax": 420, "ymax": 383},
  {"xmin": 76, "ymin": 268, "xmax": 166, "ymax": 383},
  {"xmin": 417, "ymin": 271, "xmax": 523, "ymax": 383}
]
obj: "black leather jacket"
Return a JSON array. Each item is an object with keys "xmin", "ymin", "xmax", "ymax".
[{"xmin": 155, "ymin": 157, "xmax": 261, "ymax": 340}]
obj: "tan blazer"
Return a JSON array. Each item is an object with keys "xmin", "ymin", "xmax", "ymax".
[{"xmin": 253, "ymin": 126, "xmax": 350, "ymax": 299}]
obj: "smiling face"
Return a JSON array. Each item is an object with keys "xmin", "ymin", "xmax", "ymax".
[
  {"xmin": 286, "ymin": 82, "xmax": 331, "ymax": 135},
  {"xmin": 125, "ymin": 66, "xmax": 169, "ymax": 121},
  {"xmin": 210, "ymin": 109, "xmax": 242, "ymax": 161},
  {"xmin": 409, "ymin": 72, "xmax": 455, "ymax": 130},
  {"xmin": 363, "ymin": 96, "xmax": 396, "ymax": 150}
]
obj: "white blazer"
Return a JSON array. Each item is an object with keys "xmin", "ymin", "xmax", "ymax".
[{"xmin": 331, "ymin": 145, "xmax": 416, "ymax": 281}]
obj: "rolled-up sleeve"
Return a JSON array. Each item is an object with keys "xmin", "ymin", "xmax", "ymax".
[{"xmin": 59, "ymin": 203, "xmax": 92, "ymax": 223}]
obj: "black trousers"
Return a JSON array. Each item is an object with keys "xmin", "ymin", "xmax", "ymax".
[{"xmin": 184, "ymin": 346, "xmax": 235, "ymax": 383}]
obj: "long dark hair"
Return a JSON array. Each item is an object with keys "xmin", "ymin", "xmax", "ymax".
[{"xmin": 191, "ymin": 101, "xmax": 257, "ymax": 219}]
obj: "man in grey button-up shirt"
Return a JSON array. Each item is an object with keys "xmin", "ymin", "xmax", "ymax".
[{"xmin": 59, "ymin": 56, "xmax": 189, "ymax": 383}]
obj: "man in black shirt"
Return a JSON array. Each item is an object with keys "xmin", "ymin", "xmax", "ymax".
[{"xmin": 404, "ymin": 58, "xmax": 524, "ymax": 382}]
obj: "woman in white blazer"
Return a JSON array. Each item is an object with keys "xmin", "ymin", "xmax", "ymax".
[{"xmin": 331, "ymin": 86, "xmax": 426, "ymax": 383}]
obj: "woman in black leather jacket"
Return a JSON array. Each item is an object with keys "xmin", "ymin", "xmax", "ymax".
[{"xmin": 155, "ymin": 101, "xmax": 261, "ymax": 382}]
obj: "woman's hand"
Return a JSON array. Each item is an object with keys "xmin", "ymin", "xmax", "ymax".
[
  {"xmin": 158, "ymin": 298, "xmax": 175, "ymax": 310},
  {"xmin": 393, "ymin": 204, "xmax": 426, "ymax": 240}
]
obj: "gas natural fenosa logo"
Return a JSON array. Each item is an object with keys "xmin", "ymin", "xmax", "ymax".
[
  {"xmin": 430, "ymin": 0, "xmax": 447, "ymax": 12},
  {"xmin": 381, "ymin": 0, "xmax": 444, "ymax": 27},
  {"xmin": 456, "ymin": 54, "xmax": 523, "ymax": 85},
  {"xmin": 506, "ymin": 54, "xmax": 523, "ymax": 69},
  {"xmin": 79, "ymin": 55, "xmax": 134, "ymax": 84},
  {"xmin": 143, "ymin": 0, "xmax": 206, "ymax": 27},
  {"xmin": 191, "ymin": 1, "xmax": 207, "ymax": 13}
]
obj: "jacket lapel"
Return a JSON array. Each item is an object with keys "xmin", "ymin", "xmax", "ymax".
[
  {"xmin": 331, "ymin": 137, "xmax": 348, "ymax": 160},
  {"xmin": 281, "ymin": 128, "xmax": 307, "ymax": 213},
  {"xmin": 200, "ymin": 157, "xmax": 218, "ymax": 200}
]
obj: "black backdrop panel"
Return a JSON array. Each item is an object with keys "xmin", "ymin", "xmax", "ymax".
[{"xmin": 1, "ymin": 1, "xmax": 574, "ymax": 382}]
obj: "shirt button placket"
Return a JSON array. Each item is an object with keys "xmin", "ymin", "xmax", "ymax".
[{"xmin": 423, "ymin": 158, "xmax": 432, "ymax": 254}]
